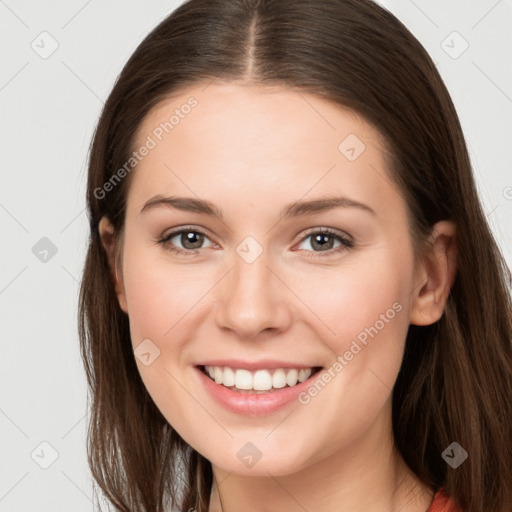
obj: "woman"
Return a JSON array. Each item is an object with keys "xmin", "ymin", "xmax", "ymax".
[{"xmin": 78, "ymin": 1, "xmax": 512, "ymax": 511}]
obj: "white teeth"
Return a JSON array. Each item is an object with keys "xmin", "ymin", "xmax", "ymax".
[
  {"xmin": 203, "ymin": 365, "xmax": 316, "ymax": 391},
  {"xmin": 235, "ymin": 369, "xmax": 253, "ymax": 390},
  {"xmin": 286, "ymin": 369, "xmax": 298, "ymax": 387},
  {"xmin": 298, "ymin": 368, "xmax": 312, "ymax": 383},
  {"xmin": 214, "ymin": 366, "xmax": 223, "ymax": 384},
  {"xmin": 223, "ymin": 367, "xmax": 235, "ymax": 387},
  {"xmin": 272, "ymin": 369, "xmax": 287, "ymax": 388},
  {"xmin": 253, "ymin": 370, "xmax": 273, "ymax": 391}
]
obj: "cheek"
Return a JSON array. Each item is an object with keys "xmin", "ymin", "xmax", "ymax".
[
  {"xmin": 122, "ymin": 243, "xmax": 214, "ymax": 345},
  {"xmin": 120, "ymin": 243, "xmax": 215, "ymax": 439},
  {"xmin": 289, "ymin": 247, "xmax": 414, "ymax": 414},
  {"xmin": 281, "ymin": 254, "xmax": 413, "ymax": 465},
  {"xmin": 294, "ymin": 250, "xmax": 412, "ymax": 347}
]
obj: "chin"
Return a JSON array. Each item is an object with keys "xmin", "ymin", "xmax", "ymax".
[{"xmin": 205, "ymin": 443, "xmax": 316, "ymax": 478}]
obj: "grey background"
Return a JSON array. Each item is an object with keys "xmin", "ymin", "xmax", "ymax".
[{"xmin": 1, "ymin": 0, "xmax": 511, "ymax": 510}]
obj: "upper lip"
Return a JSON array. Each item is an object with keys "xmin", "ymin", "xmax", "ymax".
[{"xmin": 195, "ymin": 359, "xmax": 322, "ymax": 371}]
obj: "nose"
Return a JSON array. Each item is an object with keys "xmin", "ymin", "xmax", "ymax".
[{"xmin": 214, "ymin": 250, "xmax": 293, "ymax": 340}]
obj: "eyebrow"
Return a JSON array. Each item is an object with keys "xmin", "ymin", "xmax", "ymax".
[{"xmin": 139, "ymin": 194, "xmax": 376, "ymax": 218}]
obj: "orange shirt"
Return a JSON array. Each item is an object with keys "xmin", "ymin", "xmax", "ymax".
[{"xmin": 428, "ymin": 488, "xmax": 460, "ymax": 512}]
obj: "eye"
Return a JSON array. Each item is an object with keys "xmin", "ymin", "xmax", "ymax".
[
  {"xmin": 157, "ymin": 226, "xmax": 353, "ymax": 258},
  {"xmin": 158, "ymin": 226, "xmax": 215, "ymax": 255},
  {"xmin": 295, "ymin": 228, "xmax": 353, "ymax": 257}
]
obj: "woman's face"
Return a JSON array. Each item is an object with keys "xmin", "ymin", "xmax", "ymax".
[{"xmin": 110, "ymin": 82, "xmax": 423, "ymax": 476}]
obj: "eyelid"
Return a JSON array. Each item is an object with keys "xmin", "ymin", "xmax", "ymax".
[
  {"xmin": 296, "ymin": 226, "xmax": 353, "ymax": 244},
  {"xmin": 160, "ymin": 225, "xmax": 211, "ymax": 241}
]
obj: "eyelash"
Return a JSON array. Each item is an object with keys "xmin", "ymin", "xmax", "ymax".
[{"xmin": 157, "ymin": 226, "xmax": 354, "ymax": 258}]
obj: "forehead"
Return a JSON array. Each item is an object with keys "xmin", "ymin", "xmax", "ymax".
[
  {"xmin": 134, "ymin": 81, "xmax": 388, "ymax": 158},
  {"xmin": 127, "ymin": 81, "xmax": 402, "ymax": 223}
]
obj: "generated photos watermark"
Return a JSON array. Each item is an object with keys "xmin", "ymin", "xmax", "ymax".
[
  {"xmin": 94, "ymin": 96, "xmax": 198, "ymax": 200},
  {"xmin": 298, "ymin": 301, "xmax": 403, "ymax": 404}
]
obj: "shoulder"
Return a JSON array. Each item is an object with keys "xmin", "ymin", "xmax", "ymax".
[{"xmin": 427, "ymin": 487, "xmax": 462, "ymax": 512}]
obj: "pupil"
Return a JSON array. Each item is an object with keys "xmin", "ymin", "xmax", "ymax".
[
  {"xmin": 182, "ymin": 231, "xmax": 203, "ymax": 249},
  {"xmin": 312, "ymin": 233, "xmax": 332, "ymax": 251}
]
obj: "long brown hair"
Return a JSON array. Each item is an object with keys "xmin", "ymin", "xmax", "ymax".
[{"xmin": 78, "ymin": 1, "xmax": 512, "ymax": 510}]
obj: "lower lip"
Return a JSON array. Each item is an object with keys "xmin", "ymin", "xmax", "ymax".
[{"xmin": 194, "ymin": 366, "xmax": 321, "ymax": 416}]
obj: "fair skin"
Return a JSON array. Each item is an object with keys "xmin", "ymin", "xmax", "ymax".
[{"xmin": 99, "ymin": 82, "xmax": 456, "ymax": 512}]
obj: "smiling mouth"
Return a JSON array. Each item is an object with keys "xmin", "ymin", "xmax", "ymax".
[{"xmin": 198, "ymin": 365, "xmax": 323, "ymax": 394}]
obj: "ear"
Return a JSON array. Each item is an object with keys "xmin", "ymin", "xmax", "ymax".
[
  {"xmin": 98, "ymin": 216, "xmax": 128, "ymax": 314},
  {"xmin": 410, "ymin": 220, "xmax": 457, "ymax": 326}
]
